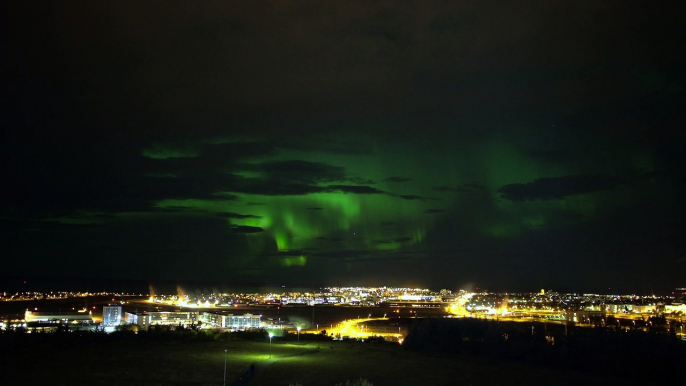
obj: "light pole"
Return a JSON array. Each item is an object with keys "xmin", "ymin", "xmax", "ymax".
[
  {"xmin": 269, "ymin": 333, "xmax": 274, "ymax": 359},
  {"xmin": 297, "ymin": 326, "xmax": 301, "ymax": 343},
  {"xmin": 223, "ymin": 348, "xmax": 227, "ymax": 386}
]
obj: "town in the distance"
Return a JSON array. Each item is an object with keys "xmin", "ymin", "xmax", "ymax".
[{"xmin": 2, "ymin": 286, "xmax": 685, "ymax": 341}]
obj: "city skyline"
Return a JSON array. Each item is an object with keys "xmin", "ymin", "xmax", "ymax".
[{"xmin": 2, "ymin": 1, "xmax": 684, "ymax": 294}]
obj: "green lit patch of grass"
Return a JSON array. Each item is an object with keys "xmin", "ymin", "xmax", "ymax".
[
  {"xmin": 2, "ymin": 337, "xmax": 645, "ymax": 386},
  {"xmin": 1, "ymin": 339, "xmax": 308, "ymax": 385},
  {"xmin": 251, "ymin": 341, "xmax": 642, "ymax": 386}
]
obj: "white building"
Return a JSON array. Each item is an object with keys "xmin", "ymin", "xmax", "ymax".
[
  {"xmin": 200, "ymin": 312, "xmax": 261, "ymax": 329},
  {"xmin": 124, "ymin": 311, "xmax": 199, "ymax": 330},
  {"xmin": 103, "ymin": 304, "xmax": 122, "ymax": 326}
]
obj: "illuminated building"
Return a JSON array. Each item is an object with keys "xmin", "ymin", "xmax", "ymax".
[
  {"xmin": 226, "ymin": 314, "xmax": 261, "ymax": 329},
  {"xmin": 25, "ymin": 310, "xmax": 93, "ymax": 323},
  {"xmin": 124, "ymin": 311, "xmax": 199, "ymax": 330},
  {"xmin": 24, "ymin": 310, "xmax": 95, "ymax": 332},
  {"xmin": 674, "ymin": 288, "xmax": 686, "ymax": 305},
  {"xmin": 200, "ymin": 312, "xmax": 261, "ymax": 329},
  {"xmin": 102, "ymin": 304, "xmax": 122, "ymax": 326}
]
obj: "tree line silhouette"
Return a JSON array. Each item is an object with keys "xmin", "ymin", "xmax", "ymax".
[{"xmin": 403, "ymin": 318, "xmax": 685, "ymax": 383}]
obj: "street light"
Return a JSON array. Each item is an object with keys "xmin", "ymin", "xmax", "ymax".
[
  {"xmin": 297, "ymin": 326, "xmax": 301, "ymax": 343},
  {"xmin": 223, "ymin": 348, "xmax": 227, "ymax": 386},
  {"xmin": 269, "ymin": 333, "xmax": 274, "ymax": 359}
]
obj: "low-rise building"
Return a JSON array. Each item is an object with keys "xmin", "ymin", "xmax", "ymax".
[
  {"xmin": 23, "ymin": 310, "xmax": 95, "ymax": 332},
  {"xmin": 124, "ymin": 311, "xmax": 199, "ymax": 330},
  {"xmin": 103, "ymin": 304, "xmax": 122, "ymax": 326},
  {"xmin": 200, "ymin": 312, "xmax": 261, "ymax": 329}
]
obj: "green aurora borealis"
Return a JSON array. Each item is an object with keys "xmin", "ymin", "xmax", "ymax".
[{"xmin": 2, "ymin": 1, "xmax": 684, "ymax": 292}]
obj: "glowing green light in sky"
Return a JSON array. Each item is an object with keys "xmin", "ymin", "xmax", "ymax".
[
  {"xmin": 280, "ymin": 255, "xmax": 307, "ymax": 267},
  {"xmin": 275, "ymin": 232, "xmax": 290, "ymax": 251},
  {"xmin": 143, "ymin": 135, "xmax": 660, "ymax": 276}
]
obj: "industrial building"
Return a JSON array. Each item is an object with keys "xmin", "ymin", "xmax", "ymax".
[{"xmin": 23, "ymin": 310, "xmax": 95, "ymax": 332}]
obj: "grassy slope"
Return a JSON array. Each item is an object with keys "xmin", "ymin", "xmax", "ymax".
[
  {"xmin": 252, "ymin": 341, "xmax": 640, "ymax": 386},
  {"xmin": 2, "ymin": 338, "xmax": 643, "ymax": 386}
]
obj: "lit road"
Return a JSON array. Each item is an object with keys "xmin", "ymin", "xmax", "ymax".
[{"xmin": 313, "ymin": 317, "xmax": 405, "ymax": 342}]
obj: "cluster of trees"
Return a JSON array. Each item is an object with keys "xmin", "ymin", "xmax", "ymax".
[
  {"xmin": 0, "ymin": 326, "xmax": 271, "ymax": 350},
  {"xmin": 0, "ymin": 324, "xmax": 342, "ymax": 351},
  {"xmin": 290, "ymin": 378, "xmax": 373, "ymax": 386},
  {"xmin": 403, "ymin": 318, "xmax": 685, "ymax": 383}
]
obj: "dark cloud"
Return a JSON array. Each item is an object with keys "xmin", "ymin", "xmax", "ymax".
[
  {"xmin": 424, "ymin": 209, "xmax": 445, "ymax": 214},
  {"xmin": 374, "ymin": 236, "xmax": 417, "ymax": 244},
  {"xmin": 216, "ymin": 212, "xmax": 261, "ymax": 219},
  {"xmin": 314, "ymin": 250, "xmax": 372, "ymax": 260},
  {"xmin": 231, "ymin": 225, "xmax": 264, "ymax": 234},
  {"xmin": 383, "ymin": 177, "xmax": 412, "ymax": 183},
  {"xmin": 325, "ymin": 185, "xmax": 385, "ymax": 195},
  {"xmin": 433, "ymin": 184, "xmax": 487, "ymax": 193},
  {"xmin": 397, "ymin": 194, "xmax": 424, "ymax": 200},
  {"xmin": 1, "ymin": 218, "xmax": 104, "ymax": 233},
  {"xmin": 210, "ymin": 193, "xmax": 241, "ymax": 201},
  {"xmin": 498, "ymin": 175, "xmax": 621, "ymax": 201},
  {"xmin": 315, "ymin": 237, "xmax": 343, "ymax": 242},
  {"xmin": 244, "ymin": 160, "xmax": 347, "ymax": 184},
  {"xmin": 263, "ymin": 250, "xmax": 311, "ymax": 258},
  {"xmin": 204, "ymin": 160, "xmax": 387, "ymax": 198},
  {"xmin": 225, "ymin": 177, "xmax": 324, "ymax": 196}
]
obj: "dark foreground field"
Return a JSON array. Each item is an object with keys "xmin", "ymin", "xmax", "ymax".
[{"xmin": 0, "ymin": 330, "xmax": 645, "ymax": 386}]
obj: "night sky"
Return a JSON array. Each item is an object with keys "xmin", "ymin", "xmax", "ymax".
[{"xmin": 2, "ymin": 1, "xmax": 684, "ymax": 293}]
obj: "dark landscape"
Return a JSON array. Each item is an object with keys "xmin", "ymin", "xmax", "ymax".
[
  {"xmin": 5, "ymin": 325, "xmax": 675, "ymax": 386},
  {"xmin": 2, "ymin": 0, "xmax": 684, "ymax": 384}
]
